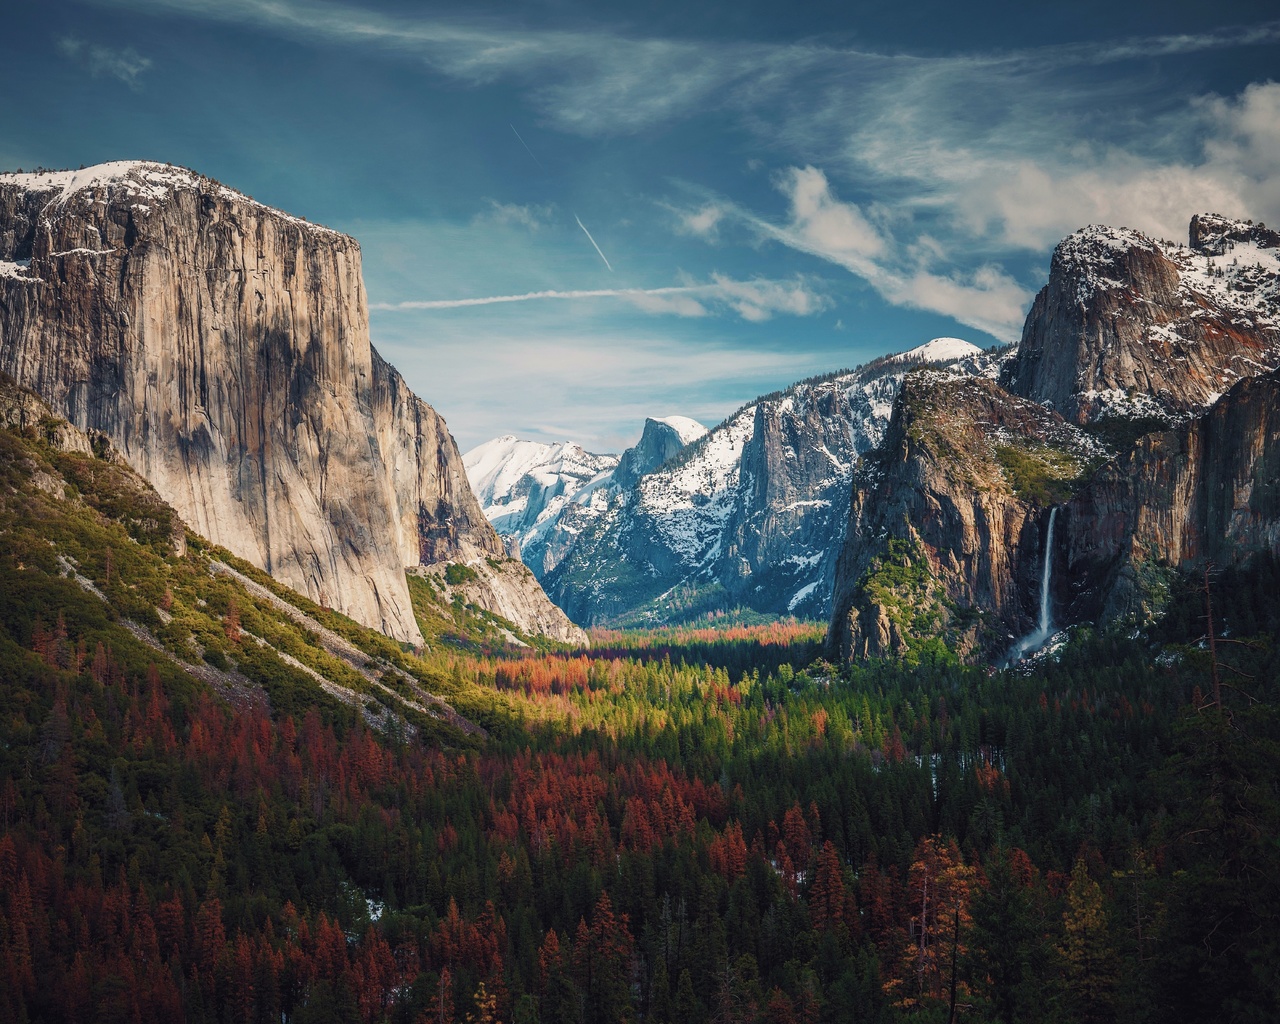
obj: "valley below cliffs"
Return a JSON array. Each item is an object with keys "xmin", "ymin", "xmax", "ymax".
[{"xmin": 0, "ymin": 161, "xmax": 583, "ymax": 647}]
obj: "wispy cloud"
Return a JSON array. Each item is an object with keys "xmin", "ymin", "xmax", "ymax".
[
  {"xmin": 88, "ymin": 0, "xmax": 1280, "ymax": 336},
  {"xmin": 58, "ymin": 36, "xmax": 153, "ymax": 89},
  {"xmin": 682, "ymin": 168, "xmax": 1032, "ymax": 340},
  {"xmin": 473, "ymin": 199, "xmax": 556, "ymax": 231},
  {"xmin": 83, "ymin": 0, "xmax": 1280, "ymax": 134},
  {"xmin": 372, "ymin": 275, "xmax": 830, "ymax": 322},
  {"xmin": 673, "ymin": 204, "xmax": 725, "ymax": 239},
  {"xmin": 374, "ymin": 327, "xmax": 836, "ymax": 451}
]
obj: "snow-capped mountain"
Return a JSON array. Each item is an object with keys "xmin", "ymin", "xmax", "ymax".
[
  {"xmin": 463, "ymin": 416, "xmax": 706, "ymax": 577},
  {"xmin": 540, "ymin": 339, "xmax": 1000, "ymax": 626},
  {"xmin": 464, "ymin": 437, "xmax": 619, "ymax": 560},
  {"xmin": 1002, "ymin": 214, "xmax": 1280, "ymax": 424},
  {"xmin": 832, "ymin": 213, "xmax": 1280, "ymax": 664}
]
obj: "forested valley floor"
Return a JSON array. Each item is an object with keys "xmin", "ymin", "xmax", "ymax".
[{"xmin": 1, "ymin": 417, "xmax": 1278, "ymax": 1024}]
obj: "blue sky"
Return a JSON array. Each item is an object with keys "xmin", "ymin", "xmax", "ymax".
[{"xmin": 3, "ymin": 1, "xmax": 1279, "ymax": 452}]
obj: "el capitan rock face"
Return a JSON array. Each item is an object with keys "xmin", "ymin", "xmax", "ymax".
[{"xmin": 0, "ymin": 161, "xmax": 584, "ymax": 646}]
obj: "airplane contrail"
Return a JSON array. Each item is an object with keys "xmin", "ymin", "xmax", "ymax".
[
  {"xmin": 509, "ymin": 124, "xmax": 545, "ymax": 171},
  {"xmin": 574, "ymin": 214, "xmax": 613, "ymax": 272},
  {"xmin": 372, "ymin": 285, "xmax": 705, "ymax": 311}
]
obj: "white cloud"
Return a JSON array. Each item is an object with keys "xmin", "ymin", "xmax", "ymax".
[
  {"xmin": 89, "ymin": 0, "xmax": 1280, "ymax": 339},
  {"xmin": 474, "ymin": 199, "xmax": 556, "ymax": 231},
  {"xmin": 782, "ymin": 166, "xmax": 886, "ymax": 262},
  {"xmin": 675, "ymin": 204, "xmax": 725, "ymax": 238},
  {"xmin": 374, "ymin": 327, "xmax": 834, "ymax": 451},
  {"xmin": 58, "ymin": 36, "xmax": 152, "ymax": 89},
  {"xmin": 708, "ymin": 273, "xmax": 829, "ymax": 321},
  {"xmin": 692, "ymin": 168, "xmax": 1033, "ymax": 340},
  {"xmin": 624, "ymin": 291, "xmax": 709, "ymax": 317},
  {"xmin": 94, "ymin": 0, "xmax": 1280, "ymax": 137}
]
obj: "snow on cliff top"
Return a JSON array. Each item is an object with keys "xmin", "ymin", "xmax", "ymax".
[
  {"xmin": 1056, "ymin": 224, "xmax": 1161, "ymax": 261},
  {"xmin": 0, "ymin": 160, "xmax": 344, "ymax": 237},
  {"xmin": 652, "ymin": 415, "xmax": 707, "ymax": 446}
]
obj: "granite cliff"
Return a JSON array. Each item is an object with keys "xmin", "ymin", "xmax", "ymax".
[
  {"xmin": 828, "ymin": 372, "xmax": 1101, "ymax": 662},
  {"xmin": 539, "ymin": 339, "xmax": 993, "ymax": 626},
  {"xmin": 1002, "ymin": 215, "xmax": 1280, "ymax": 425},
  {"xmin": 1063, "ymin": 368, "xmax": 1280, "ymax": 624},
  {"xmin": 831, "ymin": 214, "xmax": 1280, "ymax": 663},
  {"xmin": 0, "ymin": 161, "xmax": 584, "ymax": 646}
]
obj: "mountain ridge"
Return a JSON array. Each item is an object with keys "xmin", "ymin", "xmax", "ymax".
[
  {"xmin": 471, "ymin": 339, "xmax": 999, "ymax": 627},
  {"xmin": 830, "ymin": 212, "xmax": 1280, "ymax": 663}
]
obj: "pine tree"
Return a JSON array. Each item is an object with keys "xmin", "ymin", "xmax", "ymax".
[{"xmin": 1057, "ymin": 857, "xmax": 1118, "ymax": 1024}]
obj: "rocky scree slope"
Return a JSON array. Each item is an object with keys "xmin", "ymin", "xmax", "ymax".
[
  {"xmin": 0, "ymin": 161, "xmax": 583, "ymax": 646},
  {"xmin": 539, "ymin": 339, "xmax": 996, "ymax": 626},
  {"xmin": 831, "ymin": 215, "xmax": 1280, "ymax": 662}
]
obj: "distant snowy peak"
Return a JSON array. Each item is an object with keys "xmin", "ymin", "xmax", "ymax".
[
  {"xmin": 613, "ymin": 416, "xmax": 707, "ymax": 491},
  {"xmin": 652, "ymin": 415, "xmax": 707, "ymax": 446},
  {"xmin": 887, "ymin": 337, "xmax": 983, "ymax": 364},
  {"xmin": 464, "ymin": 415, "xmax": 711, "ymax": 579},
  {"xmin": 463, "ymin": 436, "xmax": 617, "ymax": 525}
]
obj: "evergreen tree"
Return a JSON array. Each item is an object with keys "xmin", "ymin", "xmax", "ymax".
[{"xmin": 1057, "ymin": 857, "xmax": 1118, "ymax": 1024}]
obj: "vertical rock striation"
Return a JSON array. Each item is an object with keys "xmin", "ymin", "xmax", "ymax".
[
  {"xmin": 1063, "ymin": 369, "xmax": 1280, "ymax": 623},
  {"xmin": 0, "ymin": 161, "xmax": 583, "ymax": 646},
  {"xmin": 828, "ymin": 372, "xmax": 1100, "ymax": 661}
]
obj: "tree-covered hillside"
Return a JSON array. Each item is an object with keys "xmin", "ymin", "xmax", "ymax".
[{"xmin": 1, "ymin": 394, "xmax": 1277, "ymax": 1023}]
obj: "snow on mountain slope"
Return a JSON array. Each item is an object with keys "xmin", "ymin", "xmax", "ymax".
[
  {"xmin": 653, "ymin": 415, "xmax": 708, "ymax": 446},
  {"xmin": 886, "ymin": 337, "xmax": 983, "ymax": 364},
  {"xmin": 542, "ymin": 339, "xmax": 1001, "ymax": 625},
  {"xmin": 463, "ymin": 436, "xmax": 618, "ymax": 561},
  {"xmin": 1003, "ymin": 215, "xmax": 1280, "ymax": 424}
]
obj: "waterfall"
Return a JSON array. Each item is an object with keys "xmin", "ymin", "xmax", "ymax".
[
  {"xmin": 1036, "ymin": 507, "xmax": 1057, "ymax": 636},
  {"xmin": 1007, "ymin": 507, "xmax": 1058, "ymax": 664}
]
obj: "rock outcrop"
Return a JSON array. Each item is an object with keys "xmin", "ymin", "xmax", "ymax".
[
  {"xmin": 828, "ymin": 372, "xmax": 1102, "ymax": 661},
  {"xmin": 829, "ymin": 215, "xmax": 1280, "ymax": 663},
  {"xmin": 1063, "ymin": 368, "xmax": 1280, "ymax": 623},
  {"xmin": 0, "ymin": 161, "xmax": 582, "ymax": 646},
  {"xmin": 612, "ymin": 416, "xmax": 705, "ymax": 490},
  {"xmin": 1002, "ymin": 217, "xmax": 1280, "ymax": 425}
]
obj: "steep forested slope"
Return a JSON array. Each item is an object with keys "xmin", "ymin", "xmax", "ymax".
[{"xmin": 2, "ymin": 374, "xmax": 1277, "ymax": 1024}]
